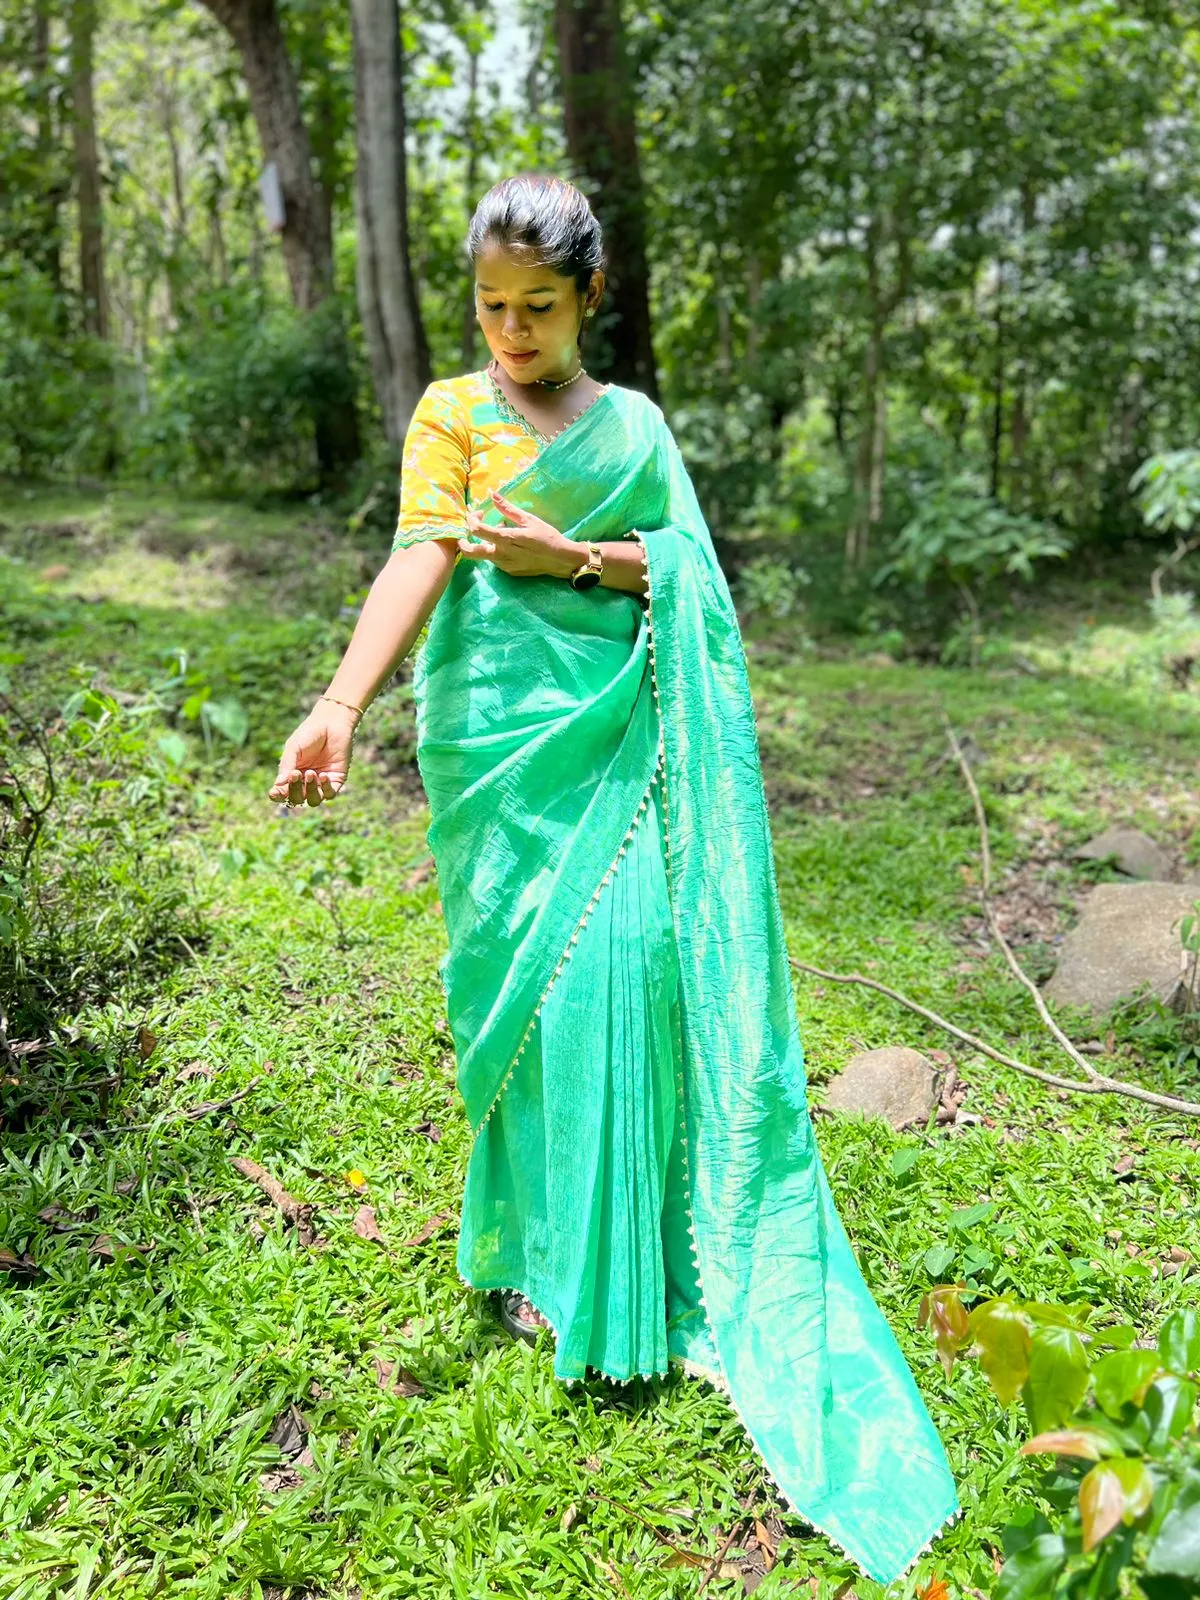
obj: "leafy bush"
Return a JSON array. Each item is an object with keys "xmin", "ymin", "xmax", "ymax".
[
  {"xmin": 922, "ymin": 1287, "xmax": 1200, "ymax": 1598},
  {"xmin": 123, "ymin": 286, "xmax": 360, "ymax": 493},
  {"xmin": 876, "ymin": 478, "xmax": 1071, "ymax": 666},
  {"xmin": 0, "ymin": 264, "xmax": 117, "ymax": 477},
  {"xmin": 0, "ymin": 676, "xmax": 212, "ymax": 1036}
]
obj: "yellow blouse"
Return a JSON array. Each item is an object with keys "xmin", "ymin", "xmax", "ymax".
[{"xmin": 393, "ymin": 370, "xmax": 546, "ymax": 552}]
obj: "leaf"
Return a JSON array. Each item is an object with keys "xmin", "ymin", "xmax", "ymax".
[
  {"xmin": 266, "ymin": 1404, "xmax": 308, "ymax": 1458},
  {"xmin": 177, "ymin": 1060, "xmax": 216, "ymax": 1082},
  {"xmin": 994, "ymin": 1536, "xmax": 1068, "ymax": 1600},
  {"xmin": 401, "ymin": 1208, "xmax": 456, "ymax": 1250},
  {"xmin": 1146, "ymin": 1466, "xmax": 1200, "ymax": 1579},
  {"xmin": 890, "ymin": 1147, "xmax": 920, "ymax": 1178},
  {"xmin": 917, "ymin": 1284, "xmax": 970, "ymax": 1378},
  {"xmin": 949, "ymin": 1201, "xmax": 997, "ymax": 1230},
  {"xmin": 231, "ymin": 1157, "xmax": 319, "ymax": 1247},
  {"xmin": 201, "ymin": 697, "xmax": 249, "ymax": 747},
  {"xmin": 1079, "ymin": 1459, "xmax": 1150, "ymax": 1553},
  {"xmin": 1143, "ymin": 1376, "xmax": 1198, "ymax": 1453},
  {"xmin": 968, "ymin": 1299, "xmax": 1032, "ymax": 1405},
  {"xmin": 0, "ymin": 1246, "xmax": 38, "ymax": 1279},
  {"xmin": 1020, "ymin": 1428, "xmax": 1110, "ymax": 1461},
  {"xmin": 924, "ymin": 1243, "xmax": 957, "ymax": 1278},
  {"xmin": 353, "ymin": 1205, "xmax": 385, "ymax": 1245},
  {"xmin": 1022, "ymin": 1324, "xmax": 1089, "ymax": 1433},
  {"xmin": 1158, "ymin": 1309, "xmax": 1200, "ymax": 1377},
  {"xmin": 373, "ymin": 1356, "xmax": 424, "ymax": 1397},
  {"xmin": 410, "ymin": 1121, "xmax": 441, "ymax": 1142},
  {"xmin": 1093, "ymin": 1349, "xmax": 1163, "ymax": 1417},
  {"xmin": 137, "ymin": 1026, "xmax": 157, "ymax": 1060}
]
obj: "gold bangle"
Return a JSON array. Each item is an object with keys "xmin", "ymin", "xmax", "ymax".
[{"xmin": 318, "ymin": 693, "xmax": 364, "ymax": 719}]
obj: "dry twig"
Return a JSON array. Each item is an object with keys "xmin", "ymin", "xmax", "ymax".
[{"xmin": 791, "ymin": 720, "xmax": 1200, "ymax": 1119}]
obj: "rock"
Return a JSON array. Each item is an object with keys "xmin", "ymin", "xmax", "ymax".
[
  {"xmin": 820, "ymin": 1047, "xmax": 939, "ymax": 1129},
  {"xmin": 1073, "ymin": 826, "xmax": 1174, "ymax": 882},
  {"xmin": 1043, "ymin": 882, "xmax": 1198, "ymax": 1019},
  {"xmin": 1183, "ymin": 863, "xmax": 1200, "ymax": 887}
]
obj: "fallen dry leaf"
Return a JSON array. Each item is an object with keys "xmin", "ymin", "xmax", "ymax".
[
  {"xmin": 754, "ymin": 1518, "xmax": 776, "ymax": 1569},
  {"xmin": 373, "ymin": 1356, "xmax": 424, "ymax": 1397},
  {"xmin": 231, "ymin": 1157, "xmax": 319, "ymax": 1246},
  {"xmin": 410, "ymin": 1121, "xmax": 441, "ymax": 1142},
  {"xmin": 88, "ymin": 1234, "xmax": 149, "ymax": 1263},
  {"xmin": 266, "ymin": 1403, "xmax": 308, "ymax": 1458},
  {"xmin": 177, "ymin": 1061, "xmax": 216, "ymax": 1082},
  {"xmin": 0, "ymin": 1246, "xmax": 38, "ymax": 1278},
  {"xmin": 401, "ymin": 1208, "xmax": 455, "ymax": 1250},
  {"xmin": 115, "ymin": 1177, "xmax": 139, "ymax": 1196},
  {"xmin": 40, "ymin": 563, "xmax": 70, "ymax": 581},
  {"xmin": 137, "ymin": 1027, "xmax": 158, "ymax": 1061},
  {"xmin": 11, "ymin": 1039, "xmax": 48, "ymax": 1059},
  {"xmin": 353, "ymin": 1205, "xmax": 386, "ymax": 1245},
  {"xmin": 560, "ymin": 1503, "xmax": 579, "ymax": 1533},
  {"xmin": 1113, "ymin": 1154, "xmax": 1137, "ymax": 1178},
  {"xmin": 404, "ymin": 856, "xmax": 435, "ymax": 889}
]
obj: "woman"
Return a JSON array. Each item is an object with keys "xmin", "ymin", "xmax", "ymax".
[{"xmin": 269, "ymin": 175, "xmax": 959, "ymax": 1585}]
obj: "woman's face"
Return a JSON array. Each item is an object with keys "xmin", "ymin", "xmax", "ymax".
[{"xmin": 475, "ymin": 243, "xmax": 603, "ymax": 385}]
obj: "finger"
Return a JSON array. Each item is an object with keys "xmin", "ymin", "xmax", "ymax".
[
  {"xmin": 318, "ymin": 772, "xmax": 339, "ymax": 800},
  {"xmin": 288, "ymin": 772, "xmax": 305, "ymax": 806},
  {"xmin": 304, "ymin": 772, "xmax": 322, "ymax": 807},
  {"xmin": 490, "ymin": 491, "xmax": 527, "ymax": 524},
  {"xmin": 457, "ymin": 537, "xmax": 495, "ymax": 557}
]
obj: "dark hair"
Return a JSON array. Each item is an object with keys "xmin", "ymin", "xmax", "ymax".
[{"xmin": 466, "ymin": 174, "xmax": 606, "ymax": 295}]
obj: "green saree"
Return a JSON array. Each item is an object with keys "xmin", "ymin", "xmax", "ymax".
[{"xmin": 410, "ymin": 382, "xmax": 960, "ymax": 1585}]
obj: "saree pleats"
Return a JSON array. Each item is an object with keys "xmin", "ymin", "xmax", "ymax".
[
  {"xmin": 413, "ymin": 385, "xmax": 960, "ymax": 1587},
  {"xmin": 457, "ymin": 775, "xmax": 685, "ymax": 1384}
]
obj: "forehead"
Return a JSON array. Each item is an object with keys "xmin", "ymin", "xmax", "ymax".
[{"xmin": 474, "ymin": 243, "xmax": 574, "ymax": 295}]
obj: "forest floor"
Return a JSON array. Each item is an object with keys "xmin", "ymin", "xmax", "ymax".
[{"xmin": 2, "ymin": 484, "xmax": 1199, "ymax": 1600}]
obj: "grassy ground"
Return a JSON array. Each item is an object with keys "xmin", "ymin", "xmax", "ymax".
[{"xmin": 2, "ymin": 485, "xmax": 1199, "ymax": 1600}]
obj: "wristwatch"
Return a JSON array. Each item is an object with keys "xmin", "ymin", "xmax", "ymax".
[{"xmin": 569, "ymin": 543, "xmax": 604, "ymax": 591}]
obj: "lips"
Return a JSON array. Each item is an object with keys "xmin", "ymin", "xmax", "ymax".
[{"xmin": 505, "ymin": 350, "xmax": 538, "ymax": 364}]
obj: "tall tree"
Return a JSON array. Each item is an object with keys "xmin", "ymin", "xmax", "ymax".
[
  {"xmin": 197, "ymin": 0, "xmax": 360, "ymax": 486},
  {"xmin": 554, "ymin": 0, "xmax": 657, "ymax": 399},
  {"xmin": 70, "ymin": 0, "xmax": 107, "ymax": 338},
  {"xmin": 350, "ymin": 0, "xmax": 431, "ymax": 453}
]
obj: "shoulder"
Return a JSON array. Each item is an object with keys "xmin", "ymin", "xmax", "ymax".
[
  {"xmin": 409, "ymin": 373, "xmax": 487, "ymax": 438},
  {"xmin": 602, "ymin": 382, "xmax": 668, "ymax": 434}
]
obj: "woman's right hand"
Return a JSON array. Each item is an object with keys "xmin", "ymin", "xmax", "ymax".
[{"xmin": 267, "ymin": 703, "xmax": 359, "ymax": 807}]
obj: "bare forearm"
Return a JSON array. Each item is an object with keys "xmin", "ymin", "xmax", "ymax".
[
  {"xmin": 323, "ymin": 540, "xmax": 458, "ymax": 711},
  {"xmin": 540, "ymin": 536, "xmax": 647, "ymax": 597}
]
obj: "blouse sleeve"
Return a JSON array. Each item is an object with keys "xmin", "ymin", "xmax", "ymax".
[{"xmin": 392, "ymin": 381, "xmax": 471, "ymax": 552}]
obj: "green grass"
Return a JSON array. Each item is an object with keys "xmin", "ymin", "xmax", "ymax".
[{"xmin": 2, "ymin": 484, "xmax": 1199, "ymax": 1599}]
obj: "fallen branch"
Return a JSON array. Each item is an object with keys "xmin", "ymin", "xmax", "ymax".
[
  {"xmin": 789, "ymin": 720, "xmax": 1200, "ymax": 1119},
  {"xmin": 84, "ymin": 1072, "xmax": 269, "ymax": 1137},
  {"xmin": 231, "ymin": 1157, "xmax": 319, "ymax": 1246}
]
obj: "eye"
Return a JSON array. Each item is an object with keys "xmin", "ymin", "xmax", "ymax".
[
  {"xmin": 529, "ymin": 303, "xmax": 554, "ymax": 315},
  {"xmin": 481, "ymin": 300, "xmax": 503, "ymax": 312}
]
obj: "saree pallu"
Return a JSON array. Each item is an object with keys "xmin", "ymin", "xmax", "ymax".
[{"xmin": 411, "ymin": 386, "xmax": 960, "ymax": 1584}]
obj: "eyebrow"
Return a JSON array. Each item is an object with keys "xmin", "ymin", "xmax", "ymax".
[{"xmin": 476, "ymin": 283, "xmax": 558, "ymax": 294}]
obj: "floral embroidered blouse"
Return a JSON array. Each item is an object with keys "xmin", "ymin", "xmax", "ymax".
[{"xmin": 393, "ymin": 369, "xmax": 577, "ymax": 554}]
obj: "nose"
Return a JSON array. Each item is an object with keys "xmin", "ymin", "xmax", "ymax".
[{"xmin": 502, "ymin": 305, "xmax": 529, "ymax": 342}]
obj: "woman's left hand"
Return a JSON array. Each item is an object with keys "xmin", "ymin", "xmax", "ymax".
[{"xmin": 457, "ymin": 491, "xmax": 579, "ymax": 580}]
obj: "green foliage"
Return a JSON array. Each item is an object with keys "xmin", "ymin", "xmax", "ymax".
[
  {"xmin": 924, "ymin": 1289, "xmax": 1200, "ymax": 1598},
  {"xmin": 0, "ymin": 680, "xmax": 203, "ymax": 1036},
  {"xmin": 0, "ymin": 265, "xmax": 116, "ymax": 477},
  {"xmin": 1132, "ymin": 452, "xmax": 1200, "ymax": 538}
]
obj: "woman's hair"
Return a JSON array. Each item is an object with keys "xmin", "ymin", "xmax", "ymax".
[{"xmin": 466, "ymin": 175, "xmax": 606, "ymax": 294}]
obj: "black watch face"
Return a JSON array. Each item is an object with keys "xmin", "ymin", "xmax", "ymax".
[{"xmin": 572, "ymin": 569, "xmax": 602, "ymax": 589}]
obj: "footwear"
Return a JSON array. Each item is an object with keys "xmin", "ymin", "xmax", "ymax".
[{"xmin": 497, "ymin": 1290, "xmax": 552, "ymax": 1346}]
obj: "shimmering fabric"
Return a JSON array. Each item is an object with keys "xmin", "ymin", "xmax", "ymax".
[{"xmin": 409, "ymin": 379, "xmax": 960, "ymax": 1584}]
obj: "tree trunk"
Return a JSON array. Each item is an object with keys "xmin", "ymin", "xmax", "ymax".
[
  {"xmin": 554, "ymin": 0, "xmax": 658, "ymax": 399},
  {"xmin": 350, "ymin": 0, "xmax": 432, "ymax": 455},
  {"xmin": 460, "ymin": 40, "xmax": 482, "ymax": 371},
  {"xmin": 198, "ymin": 0, "xmax": 360, "ymax": 486},
  {"xmin": 33, "ymin": 0, "xmax": 67, "ymax": 313},
  {"xmin": 70, "ymin": 0, "xmax": 107, "ymax": 339}
]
